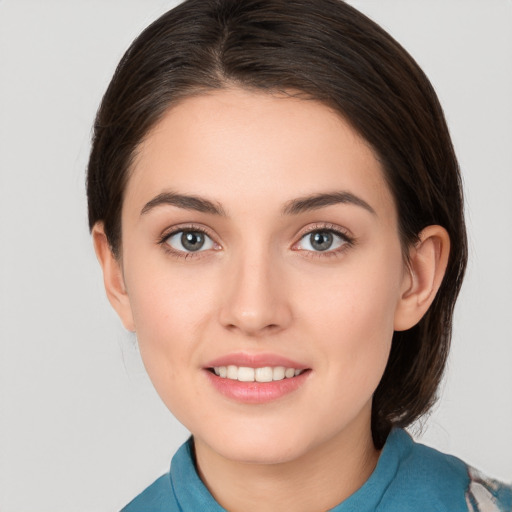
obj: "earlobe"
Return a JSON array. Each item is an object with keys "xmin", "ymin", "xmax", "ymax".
[
  {"xmin": 394, "ymin": 225, "xmax": 450, "ymax": 331},
  {"xmin": 92, "ymin": 223, "xmax": 135, "ymax": 332}
]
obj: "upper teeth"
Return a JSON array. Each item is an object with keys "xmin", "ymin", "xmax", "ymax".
[{"xmin": 213, "ymin": 365, "xmax": 303, "ymax": 382}]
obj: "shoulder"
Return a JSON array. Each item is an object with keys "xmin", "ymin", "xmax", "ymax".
[
  {"xmin": 120, "ymin": 472, "xmax": 179, "ymax": 512},
  {"xmin": 381, "ymin": 429, "xmax": 512, "ymax": 512},
  {"xmin": 465, "ymin": 466, "xmax": 512, "ymax": 512}
]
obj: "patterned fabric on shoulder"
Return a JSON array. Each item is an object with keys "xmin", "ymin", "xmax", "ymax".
[{"xmin": 465, "ymin": 466, "xmax": 512, "ymax": 512}]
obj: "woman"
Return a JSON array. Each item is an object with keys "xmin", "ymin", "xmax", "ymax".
[{"xmin": 87, "ymin": 0, "xmax": 511, "ymax": 510}]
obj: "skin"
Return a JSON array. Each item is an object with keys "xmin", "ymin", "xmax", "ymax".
[{"xmin": 93, "ymin": 88, "xmax": 449, "ymax": 512}]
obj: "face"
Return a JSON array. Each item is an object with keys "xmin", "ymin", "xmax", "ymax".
[{"xmin": 116, "ymin": 88, "xmax": 409, "ymax": 465}]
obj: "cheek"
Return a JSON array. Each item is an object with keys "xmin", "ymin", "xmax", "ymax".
[
  {"xmin": 299, "ymin": 248, "xmax": 402, "ymax": 334},
  {"xmin": 126, "ymin": 247, "xmax": 216, "ymax": 328},
  {"xmin": 295, "ymin": 246, "xmax": 403, "ymax": 382},
  {"xmin": 123, "ymin": 256, "xmax": 218, "ymax": 378}
]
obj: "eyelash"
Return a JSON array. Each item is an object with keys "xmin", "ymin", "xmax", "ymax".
[
  {"xmin": 157, "ymin": 223, "xmax": 355, "ymax": 260},
  {"xmin": 158, "ymin": 224, "xmax": 218, "ymax": 260},
  {"xmin": 293, "ymin": 223, "xmax": 355, "ymax": 259}
]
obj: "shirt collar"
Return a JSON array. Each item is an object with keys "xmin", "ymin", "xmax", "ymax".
[{"xmin": 170, "ymin": 430, "xmax": 412, "ymax": 512}]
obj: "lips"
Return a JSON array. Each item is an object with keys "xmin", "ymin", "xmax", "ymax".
[
  {"xmin": 205, "ymin": 352, "xmax": 308, "ymax": 370},
  {"xmin": 204, "ymin": 353, "xmax": 311, "ymax": 404}
]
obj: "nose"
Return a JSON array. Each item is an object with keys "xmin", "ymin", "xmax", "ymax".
[{"xmin": 218, "ymin": 248, "xmax": 293, "ymax": 337}]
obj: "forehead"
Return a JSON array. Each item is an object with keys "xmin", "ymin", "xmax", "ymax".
[{"xmin": 125, "ymin": 88, "xmax": 395, "ymax": 221}]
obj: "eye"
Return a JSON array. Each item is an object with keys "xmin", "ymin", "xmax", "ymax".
[
  {"xmin": 296, "ymin": 229, "xmax": 350, "ymax": 252},
  {"xmin": 164, "ymin": 230, "xmax": 216, "ymax": 253}
]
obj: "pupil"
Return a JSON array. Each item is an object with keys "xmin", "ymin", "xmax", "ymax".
[
  {"xmin": 181, "ymin": 232, "xmax": 205, "ymax": 251},
  {"xmin": 311, "ymin": 231, "xmax": 333, "ymax": 251}
]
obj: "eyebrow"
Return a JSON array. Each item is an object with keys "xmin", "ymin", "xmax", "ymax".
[
  {"xmin": 140, "ymin": 190, "xmax": 375, "ymax": 217},
  {"xmin": 140, "ymin": 191, "xmax": 227, "ymax": 216},
  {"xmin": 282, "ymin": 191, "xmax": 376, "ymax": 216}
]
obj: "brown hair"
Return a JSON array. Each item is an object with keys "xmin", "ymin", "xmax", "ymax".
[{"xmin": 86, "ymin": 0, "xmax": 467, "ymax": 448}]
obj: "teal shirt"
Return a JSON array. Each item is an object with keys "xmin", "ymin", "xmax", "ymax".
[{"xmin": 121, "ymin": 429, "xmax": 512, "ymax": 511}]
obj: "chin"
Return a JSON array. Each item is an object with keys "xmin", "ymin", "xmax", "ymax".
[
  {"xmin": 220, "ymin": 440, "xmax": 304, "ymax": 465},
  {"xmin": 197, "ymin": 422, "xmax": 314, "ymax": 465}
]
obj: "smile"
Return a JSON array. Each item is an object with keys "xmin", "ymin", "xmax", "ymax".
[
  {"xmin": 212, "ymin": 365, "xmax": 304, "ymax": 382},
  {"xmin": 205, "ymin": 354, "xmax": 311, "ymax": 403}
]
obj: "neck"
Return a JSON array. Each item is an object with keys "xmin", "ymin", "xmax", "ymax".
[{"xmin": 194, "ymin": 411, "xmax": 380, "ymax": 512}]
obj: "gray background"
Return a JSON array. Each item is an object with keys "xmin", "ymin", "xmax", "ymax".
[{"xmin": 0, "ymin": 1, "xmax": 511, "ymax": 510}]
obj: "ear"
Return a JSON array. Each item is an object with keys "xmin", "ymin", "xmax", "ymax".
[
  {"xmin": 394, "ymin": 225, "xmax": 450, "ymax": 331},
  {"xmin": 92, "ymin": 222, "xmax": 135, "ymax": 332}
]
